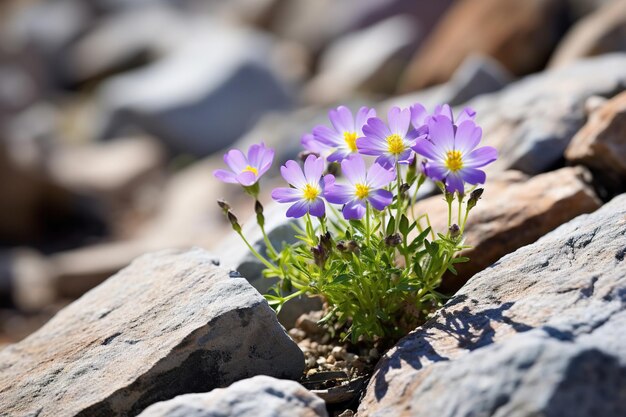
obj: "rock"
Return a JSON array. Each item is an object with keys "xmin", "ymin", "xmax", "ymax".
[
  {"xmin": 49, "ymin": 136, "xmax": 165, "ymax": 213},
  {"xmin": 565, "ymin": 91, "xmax": 626, "ymax": 194},
  {"xmin": 412, "ymin": 167, "xmax": 601, "ymax": 293},
  {"xmin": 359, "ymin": 192, "xmax": 626, "ymax": 416},
  {"xmin": 470, "ymin": 54, "xmax": 626, "ymax": 175},
  {"xmin": 216, "ymin": 202, "xmax": 322, "ymax": 329},
  {"xmin": 400, "ymin": 0, "xmax": 569, "ymax": 91},
  {"xmin": 550, "ymin": 0, "xmax": 626, "ymax": 68},
  {"xmin": 303, "ymin": 15, "xmax": 419, "ymax": 104},
  {"xmin": 137, "ymin": 375, "xmax": 328, "ymax": 417},
  {"xmin": 0, "ymin": 248, "xmax": 304, "ymax": 417},
  {"xmin": 384, "ymin": 54, "xmax": 511, "ymax": 112},
  {"xmin": 96, "ymin": 19, "xmax": 293, "ymax": 157},
  {"xmin": 271, "ymin": 0, "xmax": 453, "ymax": 53}
]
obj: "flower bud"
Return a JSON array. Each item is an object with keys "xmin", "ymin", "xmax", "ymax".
[
  {"xmin": 385, "ymin": 233, "xmax": 402, "ymax": 247},
  {"xmin": 320, "ymin": 232, "xmax": 332, "ymax": 253},
  {"xmin": 336, "ymin": 241, "xmax": 347, "ymax": 252},
  {"xmin": 449, "ymin": 223, "xmax": 461, "ymax": 238},
  {"xmin": 326, "ymin": 162, "xmax": 340, "ymax": 177},
  {"xmin": 254, "ymin": 200, "xmax": 264, "ymax": 215},
  {"xmin": 217, "ymin": 199, "xmax": 231, "ymax": 213},
  {"xmin": 467, "ymin": 188, "xmax": 484, "ymax": 211},
  {"xmin": 227, "ymin": 211, "xmax": 241, "ymax": 233}
]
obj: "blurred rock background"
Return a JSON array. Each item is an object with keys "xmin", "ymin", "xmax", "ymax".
[{"xmin": 0, "ymin": 0, "xmax": 625, "ymax": 346}]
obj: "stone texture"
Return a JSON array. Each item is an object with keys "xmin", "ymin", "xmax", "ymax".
[
  {"xmin": 549, "ymin": 0, "xmax": 626, "ymax": 68},
  {"xmin": 359, "ymin": 193, "xmax": 626, "ymax": 417},
  {"xmin": 137, "ymin": 375, "xmax": 328, "ymax": 417},
  {"xmin": 304, "ymin": 15, "xmax": 419, "ymax": 103},
  {"xmin": 565, "ymin": 91, "xmax": 626, "ymax": 193},
  {"xmin": 96, "ymin": 19, "xmax": 293, "ymax": 157},
  {"xmin": 412, "ymin": 167, "xmax": 601, "ymax": 292},
  {"xmin": 470, "ymin": 54, "xmax": 626, "ymax": 175},
  {"xmin": 384, "ymin": 54, "xmax": 511, "ymax": 113},
  {"xmin": 400, "ymin": 0, "xmax": 568, "ymax": 91},
  {"xmin": 0, "ymin": 248, "xmax": 304, "ymax": 417}
]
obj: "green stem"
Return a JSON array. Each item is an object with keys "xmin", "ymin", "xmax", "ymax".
[
  {"xmin": 365, "ymin": 202, "xmax": 371, "ymax": 245},
  {"xmin": 259, "ymin": 224, "xmax": 278, "ymax": 259},
  {"xmin": 236, "ymin": 231, "xmax": 276, "ymax": 271},
  {"xmin": 395, "ymin": 162, "xmax": 402, "ymax": 233}
]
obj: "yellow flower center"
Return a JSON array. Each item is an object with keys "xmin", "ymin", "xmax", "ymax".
[
  {"xmin": 302, "ymin": 183, "xmax": 320, "ymax": 201},
  {"xmin": 343, "ymin": 131, "xmax": 358, "ymax": 152},
  {"xmin": 444, "ymin": 150, "xmax": 463, "ymax": 172},
  {"xmin": 355, "ymin": 183, "xmax": 370, "ymax": 199},
  {"xmin": 386, "ymin": 134, "xmax": 404, "ymax": 155},
  {"xmin": 243, "ymin": 165, "xmax": 258, "ymax": 176}
]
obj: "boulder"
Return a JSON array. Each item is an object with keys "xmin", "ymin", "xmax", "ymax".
[
  {"xmin": 412, "ymin": 167, "xmax": 601, "ymax": 292},
  {"xmin": 470, "ymin": 54, "xmax": 626, "ymax": 175},
  {"xmin": 303, "ymin": 15, "xmax": 419, "ymax": 104},
  {"xmin": 565, "ymin": 91, "xmax": 626, "ymax": 194},
  {"xmin": 137, "ymin": 375, "xmax": 328, "ymax": 417},
  {"xmin": 96, "ymin": 19, "xmax": 293, "ymax": 157},
  {"xmin": 549, "ymin": 0, "xmax": 626, "ymax": 68},
  {"xmin": 400, "ymin": 0, "xmax": 568, "ymax": 91},
  {"xmin": 0, "ymin": 248, "xmax": 304, "ymax": 417},
  {"xmin": 384, "ymin": 54, "xmax": 511, "ymax": 112},
  {"xmin": 359, "ymin": 193, "xmax": 626, "ymax": 416}
]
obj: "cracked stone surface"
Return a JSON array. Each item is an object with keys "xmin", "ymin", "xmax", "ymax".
[
  {"xmin": 0, "ymin": 248, "xmax": 304, "ymax": 417},
  {"xmin": 359, "ymin": 193, "xmax": 626, "ymax": 417},
  {"xmin": 137, "ymin": 375, "xmax": 328, "ymax": 417}
]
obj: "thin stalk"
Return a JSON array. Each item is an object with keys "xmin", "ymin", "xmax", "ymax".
[{"xmin": 236, "ymin": 231, "xmax": 276, "ymax": 271}]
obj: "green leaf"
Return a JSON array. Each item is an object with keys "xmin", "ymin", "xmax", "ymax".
[
  {"xmin": 386, "ymin": 216, "xmax": 395, "ymax": 236},
  {"xmin": 399, "ymin": 214, "xmax": 409, "ymax": 236}
]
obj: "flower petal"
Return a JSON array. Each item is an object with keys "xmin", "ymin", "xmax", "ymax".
[
  {"xmin": 213, "ymin": 169, "xmax": 238, "ymax": 183},
  {"xmin": 434, "ymin": 104, "xmax": 453, "ymax": 121},
  {"xmin": 224, "ymin": 149, "xmax": 247, "ymax": 173},
  {"xmin": 342, "ymin": 199, "xmax": 366, "ymax": 220},
  {"xmin": 286, "ymin": 200, "xmax": 309, "ymax": 218},
  {"xmin": 410, "ymin": 103, "xmax": 428, "ymax": 128},
  {"xmin": 362, "ymin": 117, "xmax": 390, "ymax": 141},
  {"xmin": 424, "ymin": 162, "xmax": 448, "ymax": 181},
  {"xmin": 367, "ymin": 189, "xmax": 393, "ymax": 211},
  {"xmin": 464, "ymin": 146, "xmax": 498, "ymax": 168},
  {"xmin": 329, "ymin": 106, "xmax": 355, "ymax": 133},
  {"xmin": 327, "ymin": 148, "xmax": 352, "ymax": 162},
  {"xmin": 374, "ymin": 154, "xmax": 396, "ymax": 169},
  {"xmin": 236, "ymin": 171, "xmax": 257, "ymax": 186},
  {"xmin": 308, "ymin": 198, "xmax": 326, "ymax": 217},
  {"xmin": 413, "ymin": 137, "xmax": 444, "ymax": 161},
  {"xmin": 313, "ymin": 125, "xmax": 342, "ymax": 146},
  {"xmin": 388, "ymin": 106, "xmax": 411, "ymax": 136},
  {"xmin": 355, "ymin": 107, "xmax": 376, "ymax": 135},
  {"xmin": 460, "ymin": 167, "xmax": 486, "ymax": 185},
  {"xmin": 356, "ymin": 136, "xmax": 387, "ymax": 156},
  {"xmin": 428, "ymin": 115, "xmax": 455, "ymax": 153},
  {"xmin": 281, "ymin": 160, "xmax": 307, "ymax": 188},
  {"xmin": 457, "ymin": 107, "xmax": 476, "ymax": 123},
  {"xmin": 304, "ymin": 154, "xmax": 324, "ymax": 183},
  {"xmin": 341, "ymin": 154, "xmax": 367, "ymax": 185},
  {"xmin": 455, "ymin": 121, "xmax": 481, "ymax": 154},
  {"xmin": 445, "ymin": 173, "xmax": 464, "ymax": 194},
  {"xmin": 366, "ymin": 163, "xmax": 395, "ymax": 189},
  {"xmin": 271, "ymin": 187, "xmax": 302, "ymax": 203},
  {"xmin": 324, "ymin": 183, "xmax": 354, "ymax": 204}
]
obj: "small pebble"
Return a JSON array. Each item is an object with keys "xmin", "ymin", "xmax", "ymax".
[
  {"xmin": 316, "ymin": 357, "xmax": 327, "ymax": 365},
  {"xmin": 306, "ymin": 356, "xmax": 316, "ymax": 368},
  {"xmin": 326, "ymin": 354, "xmax": 336, "ymax": 364},
  {"xmin": 331, "ymin": 346, "xmax": 344, "ymax": 360}
]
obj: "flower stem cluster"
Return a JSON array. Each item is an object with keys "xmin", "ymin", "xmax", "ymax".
[{"xmin": 214, "ymin": 103, "xmax": 497, "ymax": 342}]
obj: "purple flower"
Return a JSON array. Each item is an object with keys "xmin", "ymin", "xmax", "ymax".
[
  {"xmin": 325, "ymin": 154, "xmax": 395, "ymax": 220},
  {"xmin": 311, "ymin": 106, "xmax": 376, "ymax": 162},
  {"xmin": 213, "ymin": 143, "xmax": 274, "ymax": 186},
  {"xmin": 357, "ymin": 107, "xmax": 417, "ymax": 169},
  {"xmin": 301, "ymin": 133, "xmax": 332, "ymax": 155},
  {"xmin": 413, "ymin": 115, "xmax": 497, "ymax": 194},
  {"xmin": 410, "ymin": 103, "xmax": 476, "ymax": 133},
  {"xmin": 271, "ymin": 155, "xmax": 334, "ymax": 218}
]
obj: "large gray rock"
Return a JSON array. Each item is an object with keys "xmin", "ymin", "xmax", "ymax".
[
  {"xmin": 359, "ymin": 193, "xmax": 626, "ymax": 417},
  {"xmin": 96, "ymin": 19, "xmax": 293, "ymax": 156},
  {"xmin": 137, "ymin": 375, "xmax": 328, "ymax": 417},
  {"xmin": 471, "ymin": 54, "xmax": 626, "ymax": 175},
  {"xmin": 0, "ymin": 248, "xmax": 304, "ymax": 417}
]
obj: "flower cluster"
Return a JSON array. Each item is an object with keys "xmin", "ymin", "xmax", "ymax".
[{"xmin": 214, "ymin": 103, "xmax": 497, "ymax": 342}]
